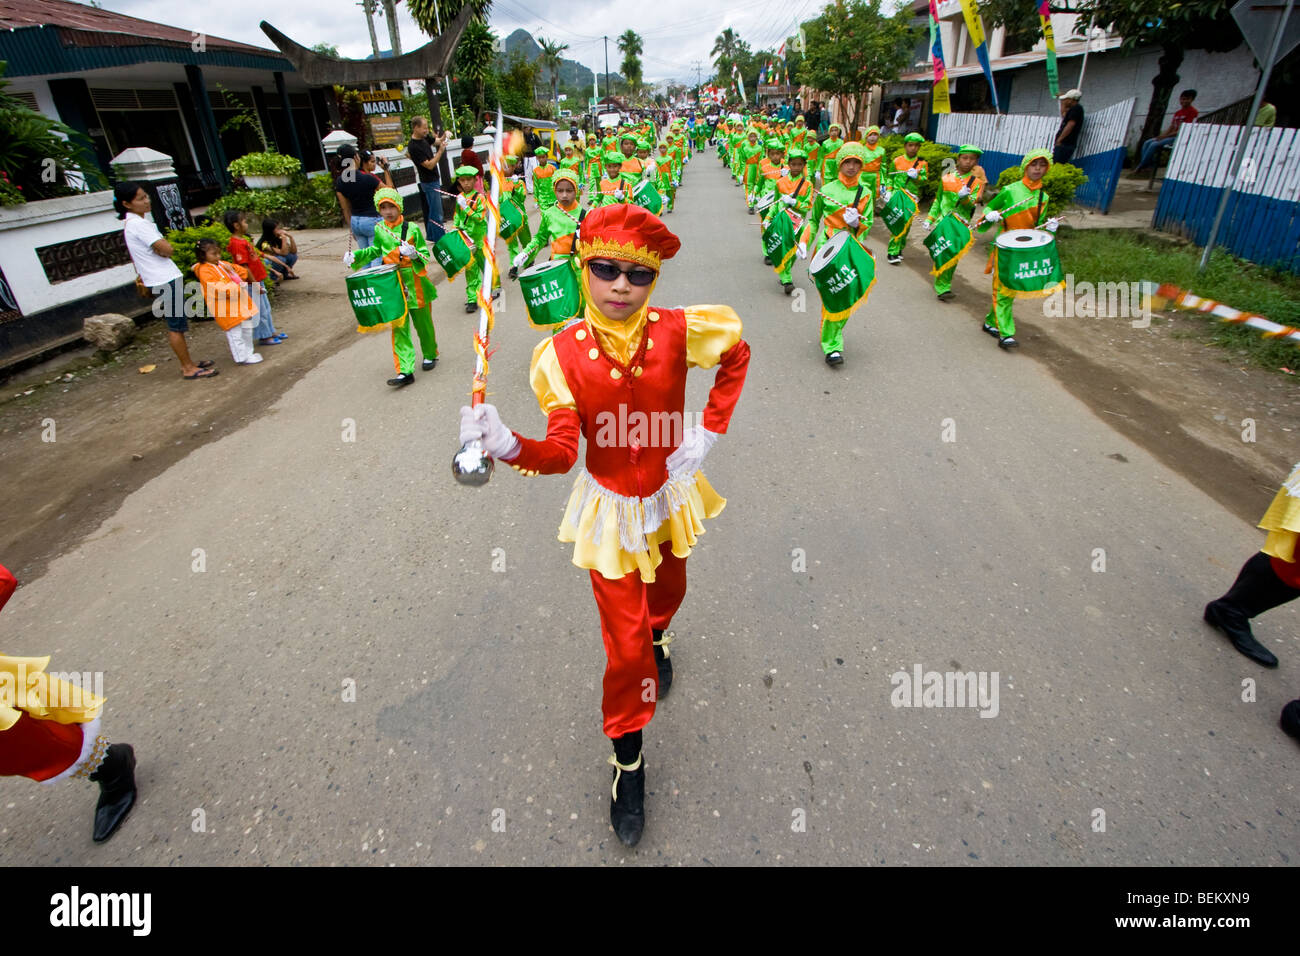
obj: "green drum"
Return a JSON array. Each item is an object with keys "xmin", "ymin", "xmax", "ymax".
[
  {"xmin": 881, "ymin": 188, "xmax": 918, "ymax": 239},
  {"xmin": 994, "ymin": 229, "xmax": 1064, "ymax": 297},
  {"xmin": 761, "ymin": 207, "xmax": 798, "ymax": 272},
  {"xmin": 923, "ymin": 213, "xmax": 974, "ymax": 277},
  {"xmin": 433, "ymin": 228, "xmax": 475, "ymax": 280},
  {"xmin": 498, "ymin": 198, "xmax": 524, "ymax": 241},
  {"xmin": 347, "ymin": 263, "xmax": 407, "ymax": 334},
  {"xmin": 809, "ymin": 231, "xmax": 876, "ymax": 323},
  {"xmin": 632, "ymin": 178, "xmax": 663, "ymax": 215},
  {"xmin": 518, "ymin": 259, "xmax": 582, "ymax": 329}
]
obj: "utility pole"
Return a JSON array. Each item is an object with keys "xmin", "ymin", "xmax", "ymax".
[
  {"xmin": 603, "ymin": 35, "xmax": 610, "ymax": 107},
  {"xmin": 693, "ymin": 60, "xmax": 702, "ymax": 104}
]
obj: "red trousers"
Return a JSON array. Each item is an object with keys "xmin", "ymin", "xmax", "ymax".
[
  {"xmin": 0, "ymin": 713, "xmax": 85, "ymax": 781},
  {"xmin": 589, "ymin": 540, "xmax": 688, "ymax": 739}
]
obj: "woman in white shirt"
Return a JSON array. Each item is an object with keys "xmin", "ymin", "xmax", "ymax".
[{"xmin": 115, "ymin": 182, "xmax": 217, "ymax": 379}]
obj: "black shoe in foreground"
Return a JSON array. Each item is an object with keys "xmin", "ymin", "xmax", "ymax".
[
  {"xmin": 982, "ymin": 322, "xmax": 999, "ymax": 337},
  {"xmin": 1281, "ymin": 699, "xmax": 1300, "ymax": 741},
  {"xmin": 652, "ymin": 628, "xmax": 673, "ymax": 699},
  {"xmin": 387, "ymin": 372, "xmax": 416, "ymax": 387},
  {"xmin": 89, "ymin": 743, "xmax": 137, "ymax": 843},
  {"xmin": 783, "ymin": 282, "xmax": 795, "ymax": 295},
  {"xmin": 825, "ymin": 351, "xmax": 844, "ymax": 366},
  {"xmin": 609, "ymin": 753, "xmax": 645, "ymax": 847},
  {"xmin": 422, "ymin": 358, "xmax": 437, "ymax": 371},
  {"xmin": 999, "ymin": 336, "xmax": 1020, "ymax": 350},
  {"xmin": 763, "ymin": 255, "xmax": 772, "ymax": 265},
  {"xmin": 464, "ymin": 302, "xmax": 476, "ymax": 313},
  {"xmin": 937, "ymin": 291, "xmax": 956, "ymax": 302},
  {"xmin": 508, "ymin": 266, "xmax": 519, "ymax": 281},
  {"xmin": 1204, "ymin": 601, "xmax": 1280, "ymax": 667}
]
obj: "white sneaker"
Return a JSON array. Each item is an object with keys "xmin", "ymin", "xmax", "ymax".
[{"xmin": 239, "ymin": 354, "xmax": 264, "ymax": 365}]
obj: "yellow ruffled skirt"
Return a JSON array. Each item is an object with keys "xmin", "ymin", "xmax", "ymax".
[
  {"xmin": 558, "ymin": 469, "xmax": 726, "ymax": 582},
  {"xmin": 1259, "ymin": 463, "xmax": 1300, "ymax": 562}
]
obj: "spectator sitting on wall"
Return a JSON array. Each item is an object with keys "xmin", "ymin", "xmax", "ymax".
[
  {"xmin": 1054, "ymin": 89, "xmax": 1085, "ymax": 165},
  {"xmin": 257, "ymin": 219, "xmax": 298, "ymax": 282},
  {"xmin": 1132, "ymin": 89, "xmax": 1198, "ymax": 176}
]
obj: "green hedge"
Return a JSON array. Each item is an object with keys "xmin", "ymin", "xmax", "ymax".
[
  {"xmin": 164, "ymin": 222, "xmax": 233, "ymax": 275},
  {"xmin": 993, "ymin": 162, "xmax": 1086, "ymax": 220},
  {"xmin": 205, "ymin": 174, "xmax": 340, "ymax": 231}
]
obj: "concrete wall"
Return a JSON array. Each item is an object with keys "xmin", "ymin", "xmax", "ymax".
[{"xmin": 1004, "ymin": 45, "xmax": 1261, "ymax": 148}]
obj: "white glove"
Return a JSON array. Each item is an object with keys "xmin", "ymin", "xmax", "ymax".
[
  {"xmin": 780, "ymin": 167, "xmax": 789, "ymax": 178},
  {"xmin": 957, "ymin": 185, "xmax": 971, "ymax": 199},
  {"xmin": 398, "ymin": 242, "xmax": 417, "ymax": 258},
  {"xmin": 511, "ymin": 250, "xmax": 529, "ymax": 271},
  {"xmin": 342, "ymin": 251, "xmax": 356, "ymax": 266},
  {"xmin": 457, "ymin": 194, "xmax": 470, "ymax": 210},
  {"xmin": 458, "ymin": 404, "xmax": 520, "ymax": 461},
  {"xmin": 665, "ymin": 425, "xmax": 718, "ymax": 478},
  {"xmin": 922, "ymin": 220, "xmax": 933, "ymax": 232},
  {"xmin": 983, "ymin": 209, "xmax": 1002, "ymax": 223},
  {"xmin": 1044, "ymin": 217, "xmax": 1060, "ymax": 233},
  {"xmin": 782, "ymin": 194, "xmax": 798, "ymax": 206},
  {"xmin": 613, "ymin": 188, "xmax": 625, "ymax": 200},
  {"xmin": 907, "ymin": 168, "xmax": 919, "ymax": 180},
  {"xmin": 673, "ymin": 178, "xmax": 681, "ymax": 187},
  {"xmin": 796, "ymin": 242, "xmax": 807, "ymax": 260},
  {"xmin": 842, "ymin": 207, "xmax": 860, "ymax": 228}
]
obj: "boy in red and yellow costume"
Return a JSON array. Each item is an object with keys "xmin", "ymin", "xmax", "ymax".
[{"xmin": 458, "ymin": 205, "xmax": 750, "ymax": 846}]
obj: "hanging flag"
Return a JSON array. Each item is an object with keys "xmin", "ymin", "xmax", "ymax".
[
  {"xmin": 929, "ymin": 0, "xmax": 950, "ymax": 114},
  {"xmin": 958, "ymin": 0, "xmax": 999, "ymax": 113},
  {"xmin": 1038, "ymin": 0, "xmax": 1058, "ymax": 99},
  {"xmin": 732, "ymin": 62, "xmax": 747, "ymax": 103}
]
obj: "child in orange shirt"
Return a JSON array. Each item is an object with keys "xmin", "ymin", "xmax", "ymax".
[{"xmin": 193, "ymin": 239, "xmax": 262, "ymax": 364}]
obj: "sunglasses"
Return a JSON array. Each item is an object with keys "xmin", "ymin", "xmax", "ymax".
[{"xmin": 588, "ymin": 260, "xmax": 657, "ymax": 286}]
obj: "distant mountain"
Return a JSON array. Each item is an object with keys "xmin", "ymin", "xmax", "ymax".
[{"xmin": 503, "ymin": 28, "xmax": 623, "ymax": 92}]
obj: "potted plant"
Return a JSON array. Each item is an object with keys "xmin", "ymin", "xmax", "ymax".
[{"xmin": 228, "ymin": 151, "xmax": 302, "ymax": 189}]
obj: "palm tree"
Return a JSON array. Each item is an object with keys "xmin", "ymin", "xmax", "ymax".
[
  {"xmin": 537, "ymin": 37, "xmax": 570, "ymax": 112},
  {"xmin": 456, "ymin": 18, "xmax": 497, "ymax": 119},
  {"xmin": 617, "ymin": 29, "xmax": 643, "ymax": 101},
  {"xmin": 406, "ymin": 0, "xmax": 493, "ymax": 34},
  {"xmin": 711, "ymin": 27, "xmax": 740, "ymax": 78}
]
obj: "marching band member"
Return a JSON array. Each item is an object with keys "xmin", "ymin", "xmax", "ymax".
[
  {"xmin": 976, "ymin": 148, "xmax": 1059, "ymax": 350},
  {"xmin": 923, "ymin": 145, "xmax": 988, "ymax": 302},
  {"xmin": 0, "ymin": 564, "xmax": 137, "ymax": 843},
  {"xmin": 344, "ymin": 187, "xmax": 439, "ymax": 385},
  {"xmin": 451, "ymin": 165, "xmax": 502, "ymax": 314},
  {"xmin": 768, "ymin": 147, "xmax": 814, "ymax": 295},
  {"xmin": 883, "ymin": 132, "xmax": 928, "ymax": 264},
  {"xmin": 797, "ymin": 141, "xmax": 873, "ymax": 366},
  {"xmin": 458, "ymin": 204, "xmax": 750, "ymax": 847},
  {"xmin": 513, "ymin": 169, "xmax": 584, "ymax": 276}
]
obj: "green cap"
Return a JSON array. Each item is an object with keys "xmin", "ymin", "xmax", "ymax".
[
  {"xmin": 904, "ymin": 132, "xmax": 925, "ymax": 144},
  {"xmin": 1021, "ymin": 147, "xmax": 1053, "ymax": 168},
  {"xmin": 535, "ymin": 146, "xmax": 549, "ymax": 158},
  {"xmin": 787, "ymin": 148, "xmax": 808, "ymax": 161},
  {"xmin": 765, "ymin": 138, "xmax": 785, "ymax": 150},
  {"xmin": 454, "ymin": 164, "xmax": 479, "ymax": 178},
  {"xmin": 957, "ymin": 144, "xmax": 983, "ymax": 156}
]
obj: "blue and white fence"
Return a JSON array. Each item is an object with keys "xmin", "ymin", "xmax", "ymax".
[
  {"xmin": 934, "ymin": 98, "xmax": 1134, "ymax": 213},
  {"xmin": 1153, "ymin": 123, "xmax": 1300, "ymax": 273}
]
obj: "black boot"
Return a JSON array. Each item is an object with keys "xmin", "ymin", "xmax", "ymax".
[
  {"xmin": 1205, "ymin": 552, "xmax": 1297, "ymax": 667},
  {"xmin": 652, "ymin": 628, "xmax": 673, "ymax": 699},
  {"xmin": 387, "ymin": 372, "xmax": 415, "ymax": 387},
  {"xmin": 88, "ymin": 743, "xmax": 137, "ymax": 843},
  {"xmin": 609, "ymin": 732, "xmax": 645, "ymax": 847},
  {"xmin": 1281, "ymin": 699, "xmax": 1300, "ymax": 743}
]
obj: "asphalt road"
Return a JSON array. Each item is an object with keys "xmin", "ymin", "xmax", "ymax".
[{"xmin": 2, "ymin": 154, "xmax": 1296, "ymax": 866}]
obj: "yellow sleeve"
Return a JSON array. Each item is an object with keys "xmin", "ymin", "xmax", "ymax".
[
  {"xmin": 684, "ymin": 305, "xmax": 743, "ymax": 369},
  {"xmin": 528, "ymin": 337, "xmax": 576, "ymax": 415}
]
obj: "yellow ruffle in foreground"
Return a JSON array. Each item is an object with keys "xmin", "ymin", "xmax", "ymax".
[
  {"xmin": 1259, "ymin": 463, "xmax": 1300, "ymax": 562},
  {"xmin": 0, "ymin": 655, "xmax": 105, "ymax": 730},
  {"xmin": 559, "ymin": 471, "xmax": 726, "ymax": 582}
]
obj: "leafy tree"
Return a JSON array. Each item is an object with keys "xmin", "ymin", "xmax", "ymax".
[
  {"xmin": 0, "ymin": 62, "xmax": 105, "ymax": 200},
  {"xmin": 618, "ymin": 30, "xmax": 644, "ymax": 100},
  {"xmin": 406, "ymin": 0, "xmax": 493, "ymax": 33},
  {"xmin": 310, "ymin": 42, "xmax": 340, "ymax": 58},
  {"xmin": 537, "ymin": 37, "xmax": 570, "ymax": 111},
  {"xmin": 711, "ymin": 27, "xmax": 741, "ymax": 81},
  {"xmin": 456, "ymin": 19, "xmax": 498, "ymax": 119},
  {"xmin": 797, "ymin": 0, "xmax": 918, "ymax": 130},
  {"xmin": 499, "ymin": 49, "xmax": 541, "ymax": 119},
  {"xmin": 978, "ymin": 0, "xmax": 1241, "ymax": 144}
]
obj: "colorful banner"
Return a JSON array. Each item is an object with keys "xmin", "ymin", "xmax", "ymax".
[
  {"xmin": 1038, "ymin": 0, "xmax": 1058, "ymax": 99},
  {"xmin": 958, "ymin": 0, "xmax": 999, "ymax": 113},
  {"xmin": 929, "ymin": 0, "xmax": 950, "ymax": 114},
  {"xmin": 732, "ymin": 62, "xmax": 747, "ymax": 103}
]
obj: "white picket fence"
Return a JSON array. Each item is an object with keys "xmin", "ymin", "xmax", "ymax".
[
  {"xmin": 1154, "ymin": 123, "xmax": 1300, "ymax": 271},
  {"xmin": 933, "ymin": 99, "xmax": 1135, "ymax": 210}
]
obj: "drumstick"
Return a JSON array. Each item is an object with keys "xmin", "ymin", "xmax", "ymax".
[{"xmin": 452, "ymin": 106, "xmax": 507, "ymax": 487}]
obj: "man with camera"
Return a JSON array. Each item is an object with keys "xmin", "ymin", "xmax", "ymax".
[{"xmin": 407, "ymin": 117, "xmax": 449, "ymax": 241}]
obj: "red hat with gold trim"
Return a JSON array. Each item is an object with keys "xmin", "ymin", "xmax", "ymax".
[{"xmin": 577, "ymin": 204, "xmax": 681, "ymax": 270}]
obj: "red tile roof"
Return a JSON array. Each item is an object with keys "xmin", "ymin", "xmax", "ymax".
[{"xmin": 0, "ymin": 0, "xmax": 273, "ymax": 53}]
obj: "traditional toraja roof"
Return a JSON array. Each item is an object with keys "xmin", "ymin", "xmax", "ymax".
[{"xmin": 0, "ymin": 0, "xmax": 271, "ymax": 54}]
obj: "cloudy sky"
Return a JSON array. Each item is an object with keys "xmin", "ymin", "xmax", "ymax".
[{"xmin": 101, "ymin": 0, "xmax": 827, "ymax": 86}]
